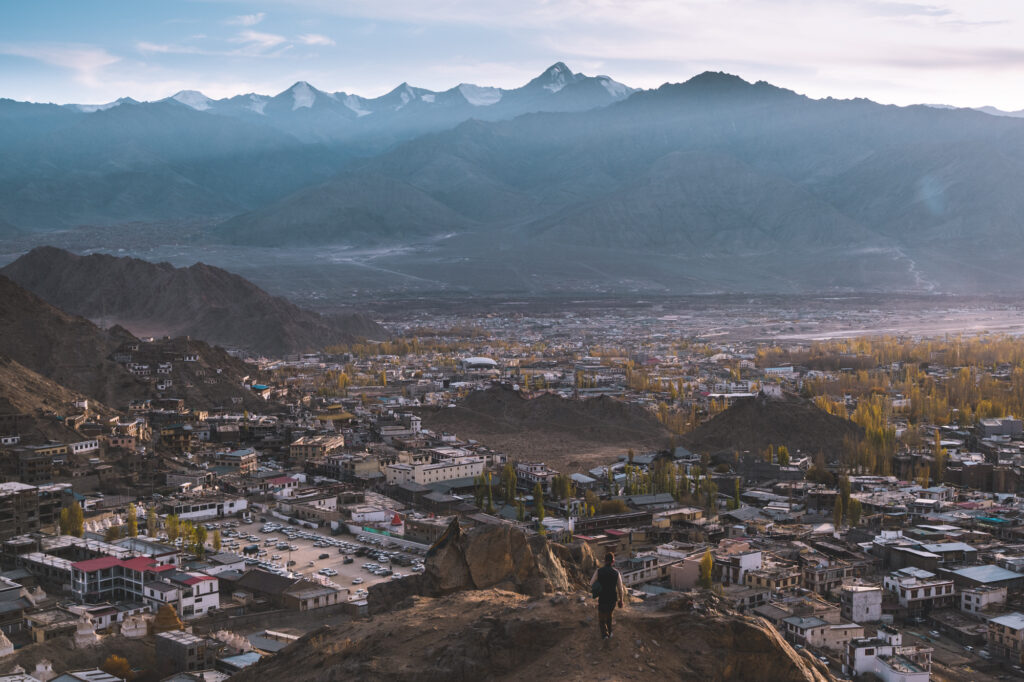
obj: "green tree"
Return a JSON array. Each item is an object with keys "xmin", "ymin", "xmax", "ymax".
[
  {"xmin": 516, "ymin": 501, "xmax": 526, "ymax": 522},
  {"xmin": 839, "ymin": 476, "xmax": 851, "ymax": 520},
  {"xmin": 105, "ymin": 525, "xmax": 122, "ymax": 542},
  {"xmin": 212, "ymin": 530, "xmax": 222, "ymax": 551},
  {"xmin": 731, "ymin": 478, "xmax": 741, "ymax": 510},
  {"xmin": 698, "ymin": 549, "xmax": 714, "ymax": 589},
  {"xmin": 194, "ymin": 526, "xmax": 208, "ymax": 557},
  {"xmin": 146, "ymin": 507, "xmax": 158, "ymax": 537},
  {"xmin": 533, "ymin": 482, "xmax": 545, "ymax": 523},
  {"xmin": 59, "ymin": 502, "xmax": 84, "ymax": 537},
  {"xmin": 486, "ymin": 473, "xmax": 496, "ymax": 514},
  {"xmin": 833, "ymin": 494, "xmax": 843, "ymax": 529},
  {"xmin": 126, "ymin": 503, "xmax": 138, "ymax": 537},
  {"xmin": 848, "ymin": 498, "xmax": 862, "ymax": 527},
  {"xmin": 500, "ymin": 462, "xmax": 518, "ymax": 502},
  {"xmin": 777, "ymin": 445, "xmax": 790, "ymax": 467}
]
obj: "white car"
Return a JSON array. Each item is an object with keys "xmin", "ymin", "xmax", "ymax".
[{"xmin": 352, "ymin": 577, "xmax": 363, "ymax": 584}]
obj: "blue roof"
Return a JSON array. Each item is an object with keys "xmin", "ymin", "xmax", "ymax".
[
  {"xmin": 951, "ymin": 565, "xmax": 1022, "ymax": 584},
  {"xmin": 220, "ymin": 651, "xmax": 262, "ymax": 668}
]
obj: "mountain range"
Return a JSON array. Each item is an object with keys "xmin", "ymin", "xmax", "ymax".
[
  {"xmin": 0, "ymin": 63, "xmax": 632, "ymax": 232},
  {"xmin": 5, "ymin": 65, "xmax": 1024, "ymax": 294},
  {"xmin": 0, "ymin": 247, "xmax": 387, "ymax": 356}
]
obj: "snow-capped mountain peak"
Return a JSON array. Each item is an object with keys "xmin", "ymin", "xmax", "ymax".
[
  {"xmin": 343, "ymin": 94, "xmax": 372, "ymax": 117},
  {"xmin": 527, "ymin": 62, "xmax": 578, "ymax": 94},
  {"xmin": 458, "ymin": 83, "xmax": 502, "ymax": 106},
  {"xmin": 70, "ymin": 97, "xmax": 138, "ymax": 113},
  {"xmin": 597, "ymin": 76, "xmax": 632, "ymax": 99},
  {"xmin": 287, "ymin": 81, "xmax": 317, "ymax": 110},
  {"xmin": 171, "ymin": 90, "xmax": 212, "ymax": 111}
]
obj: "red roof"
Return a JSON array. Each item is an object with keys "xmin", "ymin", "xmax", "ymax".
[
  {"xmin": 267, "ymin": 476, "xmax": 295, "ymax": 485},
  {"xmin": 182, "ymin": 575, "xmax": 217, "ymax": 585},
  {"xmin": 120, "ymin": 556, "xmax": 158, "ymax": 571}
]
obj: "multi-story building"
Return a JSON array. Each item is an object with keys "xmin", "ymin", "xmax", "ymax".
[
  {"xmin": 515, "ymin": 462, "xmax": 559, "ymax": 493},
  {"xmin": 0, "ymin": 482, "xmax": 74, "ymax": 539},
  {"xmin": 844, "ymin": 629, "xmax": 932, "ymax": 682},
  {"xmin": 155, "ymin": 630, "xmax": 224, "ymax": 675},
  {"xmin": 883, "ymin": 567, "xmax": 955, "ymax": 617},
  {"xmin": 960, "ymin": 586, "xmax": 1007, "ymax": 615},
  {"xmin": 744, "ymin": 566, "xmax": 801, "ymax": 594},
  {"xmin": 840, "ymin": 584, "xmax": 883, "ymax": 623},
  {"xmin": 385, "ymin": 456, "xmax": 484, "ymax": 486},
  {"xmin": 211, "ymin": 448, "xmax": 258, "ymax": 475},
  {"xmin": 987, "ymin": 612, "xmax": 1024, "ymax": 665},
  {"xmin": 290, "ymin": 435, "xmax": 346, "ymax": 463}
]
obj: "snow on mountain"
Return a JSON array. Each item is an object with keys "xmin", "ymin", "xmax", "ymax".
[
  {"xmin": 458, "ymin": 84, "xmax": 502, "ymax": 106},
  {"xmin": 246, "ymin": 93, "xmax": 268, "ymax": 115},
  {"xmin": 598, "ymin": 77, "xmax": 631, "ymax": 98},
  {"xmin": 172, "ymin": 90, "xmax": 212, "ymax": 111},
  {"xmin": 289, "ymin": 81, "xmax": 316, "ymax": 110},
  {"xmin": 72, "ymin": 97, "xmax": 137, "ymax": 113},
  {"xmin": 541, "ymin": 63, "xmax": 572, "ymax": 93},
  {"xmin": 343, "ymin": 94, "xmax": 372, "ymax": 117},
  {"xmin": 421, "ymin": 93, "xmax": 435, "ymax": 103}
]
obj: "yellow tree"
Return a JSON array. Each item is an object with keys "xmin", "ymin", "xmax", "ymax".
[{"xmin": 698, "ymin": 549, "xmax": 714, "ymax": 588}]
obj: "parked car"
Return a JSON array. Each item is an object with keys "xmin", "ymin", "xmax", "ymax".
[{"xmin": 319, "ymin": 553, "xmax": 330, "ymax": 560}]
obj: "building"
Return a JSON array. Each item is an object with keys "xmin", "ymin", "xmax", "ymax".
[
  {"xmin": 0, "ymin": 482, "xmax": 74, "ymax": 539},
  {"xmin": 840, "ymin": 584, "xmax": 883, "ymax": 623},
  {"xmin": 883, "ymin": 567, "xmax": 955, "ymax": 617},
  {"xmin": 960, "ymin": 586, "xmax": 1007, "ymax": 616},
  {"xmin": 156, "ymin": 630, "xmax": 224, "ymax": 675},
  {"xmin": 987, "ymin": 612, "xmax": 1024, "ymax": 665},
  {"xmin": 844, "ymin": 629, "xmax": 932, "ymax": 682},
  {"xmin": 744, "ymin": 566, "xmax": 801, "ymax": 594},
  {"xmin": 163, "ymin": 495, "xmax": 248, "ymax": 521},
  {"xmin": 514, "ymin": 462, "xmax": 559, "ymax": 492},
  {"xmin": 384, "ymin": 456, "xmax": 484, "ymax": 486},
  {"xmin": 212, "ymin": 449, "xmax": 257, "ymax": 475},
  {"xmin": 289, "ymin": 435, "xmax": 346, "ymax": 463},
  {"xmin": 783, "ymin": 617, "xmax": 864, "ymax": 651}
]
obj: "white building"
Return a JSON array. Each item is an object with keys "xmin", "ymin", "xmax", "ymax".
[
  {"xmin": 844, "ymin": 628, "xmax": 932, "ymax": 682},
  {"xmin": 841, "ymin": 584, "xmax": 883, "ymax": 623},
  {"xmin": 961, "ymin": 585, "xmax": 1007, "ymax": 616},
  {"xmin": 384, "ymin": 456, "xmax": 484, "ymax": 486}
]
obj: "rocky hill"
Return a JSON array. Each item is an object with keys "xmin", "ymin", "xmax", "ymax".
[
  {"xmin": 1, "ymin": 247, "xmax": 387, "ymax": 356},
  {"xmin": 416, "ymin": 385, "xmax": 671, "ymax": 471},
  {"xmin": 0, "ymin": 274, "xmax": 265, "ymax": 410},
  {"xmin": 681, "ymin": 392, "xmax": 863, "ymax": 457},
  {"xmin": 235, "ymin": 522, "xmax": 830, "ymax": 682}
]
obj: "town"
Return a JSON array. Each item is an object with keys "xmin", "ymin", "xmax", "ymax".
[{"xmin": 4, "ymin": 308, "xmax": 1024, "ymax": 682}]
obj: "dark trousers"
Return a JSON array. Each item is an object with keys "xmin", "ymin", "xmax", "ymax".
[{"xmin": 598, "ymin": 607, "xmax": 615, "ymax": 637}]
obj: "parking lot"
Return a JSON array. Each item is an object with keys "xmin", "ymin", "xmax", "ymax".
[{"xmin": 210, "ymin": 518, "xmax": 426, "ymax": 600}]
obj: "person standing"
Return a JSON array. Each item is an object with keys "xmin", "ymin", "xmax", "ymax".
[{"xmin": 590, "ymin": 551, "xmax": 626, "ymax": 639}]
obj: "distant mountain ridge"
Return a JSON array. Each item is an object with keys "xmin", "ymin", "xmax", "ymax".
[
  {"xmin": 0, "ymin": 247, "xmax": 387, "ymax": 357},
  {"xmin": 0, "ymin": 274, "xmax": 263, "ymax": 409},
  {"xmin": 212, "ymin": 71, "xmax": 1024, "ymax": 293},
  {"xmin": 0, "ymin": 63, "xmax": 633, "ymax": 232}
]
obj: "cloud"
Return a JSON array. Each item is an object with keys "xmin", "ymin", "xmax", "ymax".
[
  {"xmin": 297, "ymin": 33, "xmax": 335, "ymax": 46},
  {"xmin": 233, "ymin": 30, "xmax": 288, "ymax": 51},
  {"xmin": 226, "ymin": 12, "xmax": 266, "ymax": 27},
  {"xmin": 0, "ymin": 43, "xmax": 119, "ymax": 86}
]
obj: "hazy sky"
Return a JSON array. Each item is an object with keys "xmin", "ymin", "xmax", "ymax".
[{"xmin": 3, "ymin": 0, "xmax": 1024, "ymax": 109}]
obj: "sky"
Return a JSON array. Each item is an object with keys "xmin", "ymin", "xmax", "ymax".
[{"xmin": 2, "ymin": 0, "xmax": 1024, "ymax": 109}]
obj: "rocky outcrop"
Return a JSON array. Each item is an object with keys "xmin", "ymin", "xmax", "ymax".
[{"xmin": 369, "ymin": 520, "xmax": 595, "ymax": 612}]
